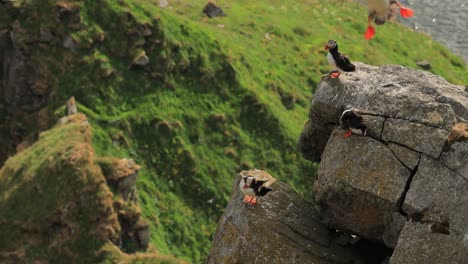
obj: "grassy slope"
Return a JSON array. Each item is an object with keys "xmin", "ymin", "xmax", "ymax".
[
  {"xmin": 1, "ymin": 0, "xmax": 467, "ymax": 263},
  {"xmin": 0, "ymin": 114, "xmax": 187, "ymax": 263},
  {"xmin": 0, "ymin": 115, "xmax": 110, "ymax": 263}
]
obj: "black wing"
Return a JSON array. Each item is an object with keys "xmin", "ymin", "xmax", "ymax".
[
  {"xmin": 341, "ymin": 118, "xmax": 351, "ymax": 130},
  {"xmin": 256, "ymin": 187, "xmax": 272, "ymax": 196},
  {"xmin": 251, "ymin": 180, "xmax": 268, "ymax": 191},
  {"xmin": 336, "ymin": 52, "xmax": 356, "ymax": 72},
  {"xmin": 250, "ymin": 180, "xmax": 273, "ymax": 196}
]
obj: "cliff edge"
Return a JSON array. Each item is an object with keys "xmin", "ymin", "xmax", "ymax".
[
  {"xmin": 210, "ymin": 63, "xmax": 467, "ymax": 264},
  {"xmin": 299, "ymin": 63, "xmax": 467, "ymax": 263},
  {"xmin": 208, "ymin": 169, "xmax": 371, "ymax": 264}
]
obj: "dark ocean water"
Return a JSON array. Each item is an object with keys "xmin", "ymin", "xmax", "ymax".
[{"xmin": 359, "ymin": 0, "xmax": 468, "ymax": 62}]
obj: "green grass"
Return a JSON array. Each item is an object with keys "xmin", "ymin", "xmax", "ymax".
[
  {"xmin": 0, "ymin": 116, "xmax": 108, "ymax": 263},
  {"xmin": 0, "ymin": 114, "xmax": 187, "ymax": 263},
  {"xmin": 1, "ymin": 0, "xmax": 467, "ymax": 263}
]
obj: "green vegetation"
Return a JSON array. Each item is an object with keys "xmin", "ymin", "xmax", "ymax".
[
  {"xmin": 1, "ymin": 0, "xmax": 467, "ymax": 263},
  {"xmin": 0, "ymin": 114, "xmax": 186, "ymax": 263},
  {"xmin": 0, "ymin": 115, "xmax": 110, "ymax": 263}
]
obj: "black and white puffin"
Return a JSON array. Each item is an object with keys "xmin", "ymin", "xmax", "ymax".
[
  {"xmin": 324, "ymin": 40, "xmax": 356, "ymax": 79},
  {"xmin": 365, "ymin": 0, "xmax": 414, "ymax": 40},
  {"xmin": 238, "ymin": 169, "xmax": 275, "ymax": 205},
  {"xmin": 340, "ymin": 110, "xmax": 368, "ymax": 138}
]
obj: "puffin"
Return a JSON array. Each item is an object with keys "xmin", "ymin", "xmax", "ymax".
[
  {"xmin": 365, "ymin": 0, "xmax": 414, "ymax": 40},
  {"xmin": 340, "ymin": 110, "xmax": 368, "ymax": 138},
  {"xmin": 324, "ymin": 40, "xmax": 356, "ymax": 79},
  {"xmin": 238, "ymin": 169, "xmax": 275, "ymax": 205}
]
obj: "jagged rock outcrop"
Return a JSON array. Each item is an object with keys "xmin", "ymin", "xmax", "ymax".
[
  {"xmin": 208, "ymin": 169, "xmax": 373, "ymax": 264},
  {"xmin": 298, "ymin": 63, "xmax": 468, "ymax": 262},
  {"xmin": 0, "ymin": 112, "xmax": 151, "ymax": 262},
  {"xmin": 95, "ymin": 156, "xmax": 150, "ymax": 251}
]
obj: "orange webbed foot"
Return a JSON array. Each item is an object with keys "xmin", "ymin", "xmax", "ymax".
[
  {"xmin": 249, "ymin": 197, "xmax": 257, "ymax": 205},
  {"xmin": 364, "ymin": 25, "xmax": 376, "ymax": 40},
  {"xmin": 244, "ymin": 196, "xmax": 253, "ymax": 203},
  {"xmin": 400, "ymin": 6, "xmax": 414, "ymax": 18},
  {"xmin": 343, "ymin": 130, "xmax": 353, "ymax": 138}
]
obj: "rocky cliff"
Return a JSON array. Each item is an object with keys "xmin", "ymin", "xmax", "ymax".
[
  {"xmin": 210, "ymin": 63, "xmax": 467, "ymax": 263},
  {"xmin": 299, "ymin": 63, "xmax": 467, "ymax": 263},
  {"xmin": 208, "ymin": 169, "xmax": 382, "ymax": 264}
]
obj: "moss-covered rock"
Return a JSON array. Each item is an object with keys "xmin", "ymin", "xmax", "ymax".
[
  {"xmin": 0, "ymin": 113, "xmax": 118, "ymax": 262},
  {"xmin": 0, "ymin": 113, "xmax": 180, "ymax": 263}
]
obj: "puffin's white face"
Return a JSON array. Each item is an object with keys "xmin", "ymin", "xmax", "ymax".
[
  {"xmin": 325, "ymin": 40, "xmax": 337, "ymax": 50},
  {"xmin": 240, "ymin": 176, "xmax": 255, "ymax": 189},
  {"xmin": 239, "ymin": 176, "xmax": 257, "ymax": 197}
]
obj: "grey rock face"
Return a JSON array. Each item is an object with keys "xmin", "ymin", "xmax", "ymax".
[
  {"xmin": 362, "ymin": 115, "xmax": 385, "ymax": 139},
  {"xmin": 299, "ymin": 63, "xmax": 467, "ymax": 162},
  {"xmin": 387, "ymin": 143, "xmax": 420, "ymax": 170},
  {"xmin": 382, "ymin": 118, "xmax": 449, "ymax": 159},
  {"xmin": 315, "ymin": 130, "xmax": 410, "ymax": 248},
  {"xmin": 402, "ymin": 155, "xmax": 468, "ymax": 234},
  {"xmin": 439, "ymin": 141, "xmax": 468, "ymax": 177},
  {"xmin": 299, "ymin": 63, "xmax": 468, "ymax": 260},
  {"xmin": 208, "ymin": 170, "xmax": 367, "ymax": 264},
  {"xmin": 390, "ymin": 221, "xmax": 468, "ymax": 264}
]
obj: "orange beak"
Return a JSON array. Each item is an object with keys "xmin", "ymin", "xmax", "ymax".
[
  {"xmin": 324, "ymin": 45, "xmax": 329, "ymax": 50},
  {"xmin": 243, "ymin": 185, "xmax": 248, "ymax": 189}
]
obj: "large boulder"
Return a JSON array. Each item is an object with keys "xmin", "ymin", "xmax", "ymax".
[
  {"xmin": 299, "ymin": 63, "xmax": 468, "ymax": 260},
  {"xmin": 390, "ymin": 154, "xmax": 468, "ymax": 263},
  {"xmin": 299, "ymin": 63, "xmax": 466, "ymax": 161},
  {"xmin": 208, "ymin": 170, "xmax": 370, "ymax": 264},
  {"xmin": 315, "ymin": 130, "xmax": 410, "ymax": 247}
]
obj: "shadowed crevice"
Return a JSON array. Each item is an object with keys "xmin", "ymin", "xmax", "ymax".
[
  {"xmin": 397, "ymin": 159, "xmax": 421, "ymax": 217},
  {"xmin": 380, "ymin": 117, "xmax": 387, "ymax": 141},
  {"xmin": 387, "ymin": 146, "xmax": 414, "ymax": 171}
]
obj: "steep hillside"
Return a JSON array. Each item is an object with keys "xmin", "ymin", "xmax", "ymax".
[
  {"xmin": 0, "ymin": 113, "xmax": 185, "ymax": 263},
  {"xmin": 1, "ymin": 0, "xmax": 467, "ymax": 262}
]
